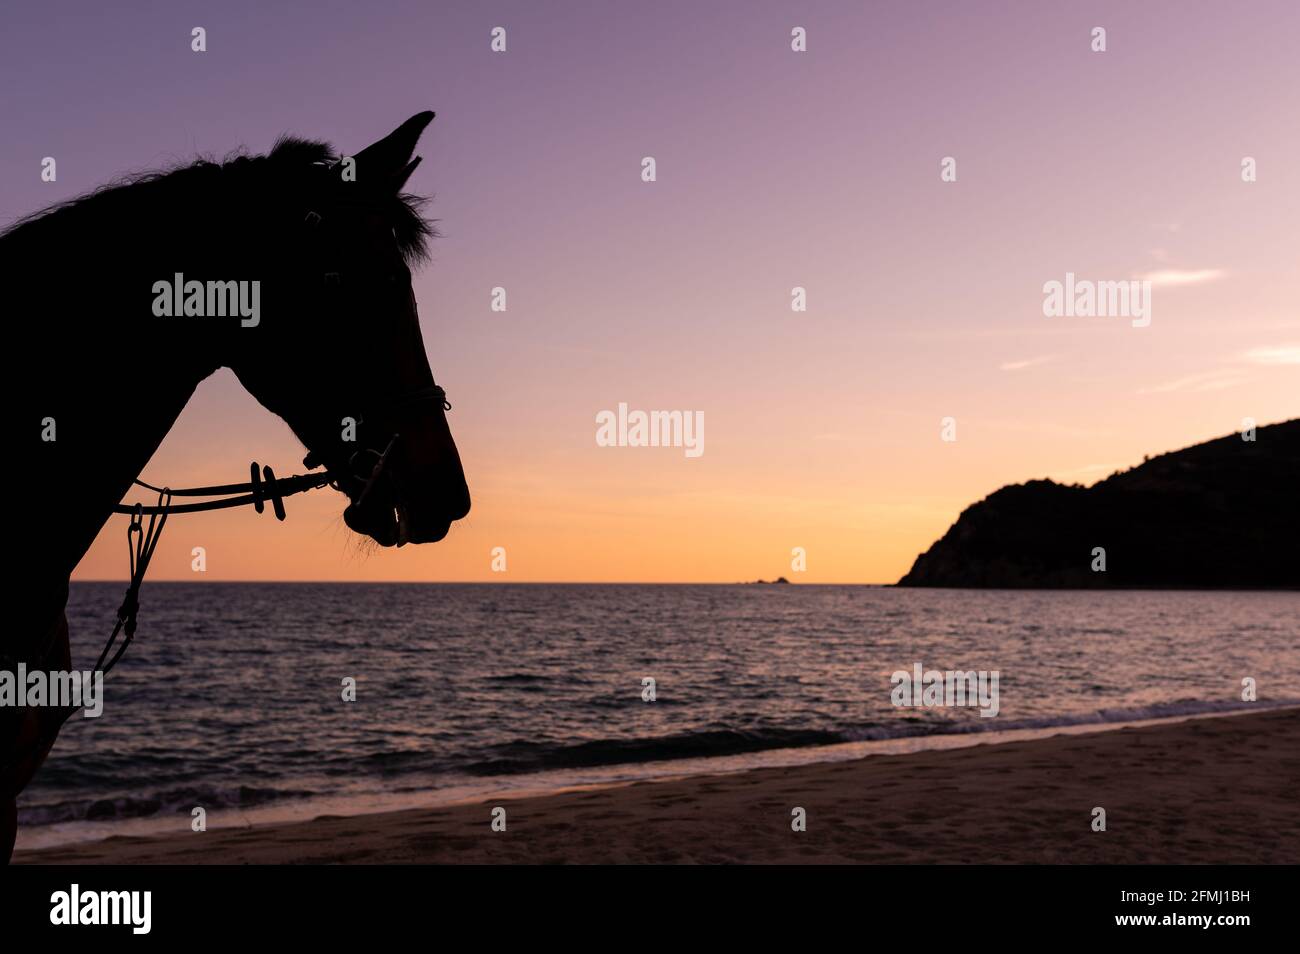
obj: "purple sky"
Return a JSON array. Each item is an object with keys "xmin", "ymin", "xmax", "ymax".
[{"xmin": 5, "ymin": 1, "xmax": 1298, "ymax": 581}]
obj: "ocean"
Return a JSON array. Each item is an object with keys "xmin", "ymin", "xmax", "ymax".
[{"xmin": 16, "ymin": 583, "xmax": 1300, "ymax": 850}]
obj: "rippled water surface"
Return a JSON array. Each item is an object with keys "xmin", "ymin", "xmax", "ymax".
[{"xmin": 17, "ymin": 583, "xmax": 1299, "ymax": 847}]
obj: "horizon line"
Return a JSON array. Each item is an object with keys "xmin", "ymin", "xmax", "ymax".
[{"xmin": 70, "ymin": 578, "xmax": 895, "ymax": 586}]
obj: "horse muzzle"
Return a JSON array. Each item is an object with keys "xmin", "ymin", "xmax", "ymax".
[
  {"xmin": 342, "ymin": 489, "xmax": 466, "ymax": 546},
  {"xmin": 328, "ymin": 437, "xmax": 469, "ymax": 547}
]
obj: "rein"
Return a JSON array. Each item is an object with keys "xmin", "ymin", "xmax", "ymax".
[
  {"xmin": 95, "ymin": 466, "xmax": 329, "ymax": 678},
  {"xmin": 95, "ymin": 382, "xmax": 450, "ymax": 677},
  {"xmin": 4, "ymin": 383, "xmax": 454, "ymax": 786},
  {"xmin": 116, "ymin": 467, "xmax": 332, "ymax": 516}
]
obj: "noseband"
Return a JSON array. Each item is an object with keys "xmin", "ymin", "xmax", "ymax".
[{"xmin": 338, "ymin": 385, "xmax": 451, "ymax": 515}]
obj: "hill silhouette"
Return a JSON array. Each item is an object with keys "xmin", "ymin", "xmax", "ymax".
[{"xmin": 898, "ymin": 419, "xmax": 1299, "ymax": 589}]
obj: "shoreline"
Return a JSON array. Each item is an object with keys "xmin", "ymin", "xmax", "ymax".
[
  {"xmin": 18, "ymin": 701, "xmax": 1292, "ymax": 853},
  {"xmin": 17, "ymin": 705, "xmax": 1299, "ymax": 864}
]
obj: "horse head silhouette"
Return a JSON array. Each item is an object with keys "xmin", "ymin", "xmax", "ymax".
[
  {"xmin": 230, "ymin": 111, "xmax": 470, "ymax": 545},
  {"xmin": 1, "ymin": 111, "xmax": 468, "ymax": 859}
]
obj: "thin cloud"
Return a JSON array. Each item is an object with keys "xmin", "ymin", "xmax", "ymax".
[
  {"xmin": 999, "ymin": 354, "xmax": 1056, "ymax": 371},
  {"xmin": 1137, "ymin": 343, "xmax": 1293, "ymax": 395},
  {"xmin": 1138, "ymin": 368, "xmax": 1251, "ymax": 394},
  {"xmin": 1134, "ymin": 268, "xmax": 1226, "ymax": 287},
  {"xmin": 1241, "ymin": 343, "xmax": 1300, "ymax": 365},
  {"xmin": 981, "ymin": 419, "xmax": 1114, "ymax": 439}
]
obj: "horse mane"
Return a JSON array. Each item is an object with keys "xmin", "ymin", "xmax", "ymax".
[{"xmin": 0, "ymin": 135, "xmax": 434, "ymax": 265}]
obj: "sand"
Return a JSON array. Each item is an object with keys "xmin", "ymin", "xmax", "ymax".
[{"xmin": 15, "ymin": 707, "xmax": 1299, "ymax": 864}]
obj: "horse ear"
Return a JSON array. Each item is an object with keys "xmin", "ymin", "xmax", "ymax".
[
  {"xmin": 353, "ymin": 111, "xmax": 435, "ymax": 190},
  {"xmin": 393, "ymin": 156, "xmax": 422, "ymax": 193}
]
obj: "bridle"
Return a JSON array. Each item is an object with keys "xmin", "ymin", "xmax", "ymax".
[
  {"xmin": 113, "ymin": 384, "xmax": 451, "ymax": 518},
  {"xmin": 90, "ymin": 383, "xmax": 449, "ymax": 679},
  {"xmin": 84, "ymin": 199, "xmax": 455, "ymax": 680}
]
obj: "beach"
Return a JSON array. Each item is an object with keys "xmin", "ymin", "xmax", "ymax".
[{"xmin": 17, "ymin": 706, "xmax": 1298, "ymax": 864}]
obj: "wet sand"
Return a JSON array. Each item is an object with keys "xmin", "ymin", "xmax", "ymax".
[{"xmin": 16, "ymin": 707, "xmax": 1299, "ymax": 864}]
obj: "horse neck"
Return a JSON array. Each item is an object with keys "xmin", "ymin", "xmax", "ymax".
[
  {"xmin": 32, "ymin": 288, "xmax": 221, "ymax": 591},
  {"xmin": 17, "ymin": 327, "xmax": 211, "ymax": 646},
  {"xmin": 12, "ymin": 173, "xmax": 249, "ymax": 639}
]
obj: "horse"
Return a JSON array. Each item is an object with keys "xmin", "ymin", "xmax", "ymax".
[{"xmin": 1, "ymin": 111, "xmax": 469, "ymax": 861}]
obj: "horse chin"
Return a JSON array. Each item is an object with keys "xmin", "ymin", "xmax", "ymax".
[
  {"xmin": 343, "ymin": 499, "xmax": 404, "ymax": 548},
  {"xmin": 401, "ymin": 509, "xmax": 452, "ymax": 544}
]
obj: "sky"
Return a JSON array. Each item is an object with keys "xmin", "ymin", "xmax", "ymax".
[{"xmin": 3, "ymin": 0, "xmax": 1297, "ymax": 583}]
